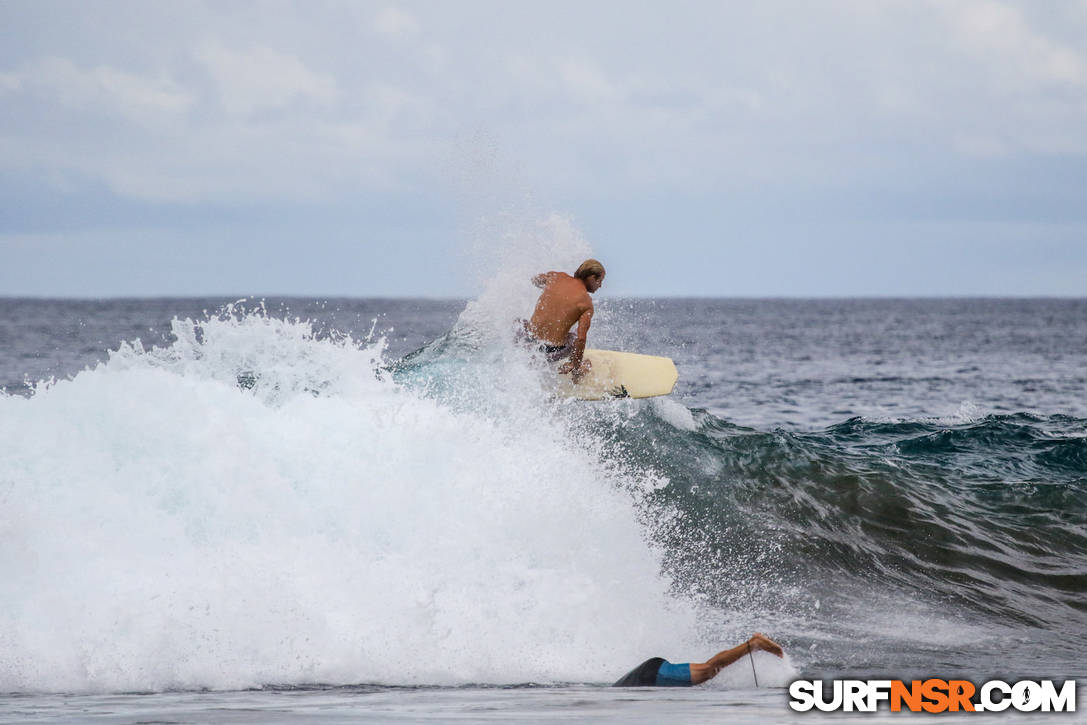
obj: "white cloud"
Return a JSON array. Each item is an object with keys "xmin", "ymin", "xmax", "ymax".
[
  {"xmin": 1, "ymin": 0, "xmax": 1086, "ymax": 296},
  {"xmin": 0, "ymin": 57, "xmax": 193, "ymax": 121},
  {"xmin": 952, "ymin": 133, "xmax": 1010, "ymax": 158},
  {"xmin": 0, "ymin": 72, "xmax": 22, "ymax": 92},
  {"xmin": 366, "ymin": 82, "xmax": 433, "ymax": 128},
  {"xmin": 374, "ymin": 7, "xmax": 420, "ymax": 38},
  {"xmin": 195, "ymin": 44, "xmax": 339, "ymax": 117},
  {"xmin": 2, "ymin": 1, "xmax": 1085, "ymax": 208},
  {"xmin": 943, "ymin": 1, "xmax": 1086, "ymax": 87},
  {"xmin": 555, "ymin": 57, "xmax": 621, "ymax": 105}
]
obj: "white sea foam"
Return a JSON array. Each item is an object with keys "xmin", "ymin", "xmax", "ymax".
[
  {"xmin": 650, "ymin": 397, "xmax": 697, "ymax": 432},
  {"xmin": 0, "ymin": 310, "xmax": 701, "ymax": 693}
]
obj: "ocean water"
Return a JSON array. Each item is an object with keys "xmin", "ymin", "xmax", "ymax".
[{"xmin": 1, "ymin": 296, "xmax": 1085, "ymax": 724}]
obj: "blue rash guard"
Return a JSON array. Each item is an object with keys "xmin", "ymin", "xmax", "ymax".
[
  {"xmin": 654, "ymin": 660, "xmax": 693, "ymax": 686},
  {"xmin": 613, "ymin": 657, "xmax": 693, "ymax": 687}
]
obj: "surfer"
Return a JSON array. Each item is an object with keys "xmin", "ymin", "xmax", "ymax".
[
  {"xmin": 523, "ymin": 259, "xmax": 605, "ymax": 383},
  {"xmin": 613, "ymin": 633, "xmax": 784, "ymax": 687}
]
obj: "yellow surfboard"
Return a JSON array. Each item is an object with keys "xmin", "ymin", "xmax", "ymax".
[{"xmin": 555, "ymin": 349, "xmax": 679, "ymax": 400}]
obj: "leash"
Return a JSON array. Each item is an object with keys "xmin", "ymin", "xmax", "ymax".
[{"xmin": 748, "ymin": 642, "xmax": 759, "ymax": 687}]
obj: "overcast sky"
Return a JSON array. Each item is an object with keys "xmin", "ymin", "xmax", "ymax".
[{"xmin": 1, "ymin": 0, "xmax": 1085, "ymax": 297}]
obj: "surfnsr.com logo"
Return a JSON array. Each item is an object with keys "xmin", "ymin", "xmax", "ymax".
[{"xmin": 789, "ymin": 679, "xmax": 1076, "ymax": 713}]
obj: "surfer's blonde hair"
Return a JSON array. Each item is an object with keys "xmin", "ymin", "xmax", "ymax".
[{"xmin": 574, "ymin": 259, "xmax": 605, "ymax": 280}]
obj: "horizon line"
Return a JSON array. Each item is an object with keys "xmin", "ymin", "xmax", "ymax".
[{"xmin": 2, "ymin": 293, "xmax": 1086, "ymax": 302}]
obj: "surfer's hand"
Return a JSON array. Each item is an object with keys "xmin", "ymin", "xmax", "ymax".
[
  {"xmin": 561, "ymin": 359, "xmax": 591, "ymax": 383},
  {"xmin": 748, "ymin": 632, "xmax": 784, "ymax": 658}
]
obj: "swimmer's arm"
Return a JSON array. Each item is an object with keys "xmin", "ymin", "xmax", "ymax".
[{"xmin": 690, "ymin": 633, "xmax": 785, "ymax": 685}]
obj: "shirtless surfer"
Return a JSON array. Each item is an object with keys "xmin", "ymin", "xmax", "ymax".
[
  {"xmin": 523, "ymin": 259, "xmax": 605, "ymax": 383},
  {"xmin": 613, "ymin": 633, "xmax": 785, "ymax": 687}
]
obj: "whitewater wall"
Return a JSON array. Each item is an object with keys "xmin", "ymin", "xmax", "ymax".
[{"xmin": 0, "ymin": 309, "xmax": 708, "ymax": 692}]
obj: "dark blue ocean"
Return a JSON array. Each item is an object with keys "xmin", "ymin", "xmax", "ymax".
[{"xmin": 1, "ymin": 297, "xmax": 1084, "ymax": 723}]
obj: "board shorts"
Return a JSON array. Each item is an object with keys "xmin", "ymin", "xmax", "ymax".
[
  {"xmin": 537, "ymin": 335, "xmax": 575, "ymax": 362},
  {"xmin": 515, "ymin": 320, "xmax": 576, "ymax": 363},
  {"xmin": 612, "ymin": 657, "xmax": 693, "ymax": 687}
]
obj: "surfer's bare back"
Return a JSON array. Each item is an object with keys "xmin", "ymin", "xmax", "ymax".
[{"xmin": 525, "ymin": 259, "xmax": 605, "ymax": 383}]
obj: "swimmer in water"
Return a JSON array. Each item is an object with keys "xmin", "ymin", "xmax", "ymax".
[{"xmin": 613, "ymin": 633, "xmax": 785, "ymax": 687}]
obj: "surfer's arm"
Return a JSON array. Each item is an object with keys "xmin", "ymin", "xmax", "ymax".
[
  {"xmin": 689, "ymin": 633, "xmax": 784, "ymax": 685},
  {"xmin": 568, "ymin": 308, "xmax": 592, "ymax": 382}
]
